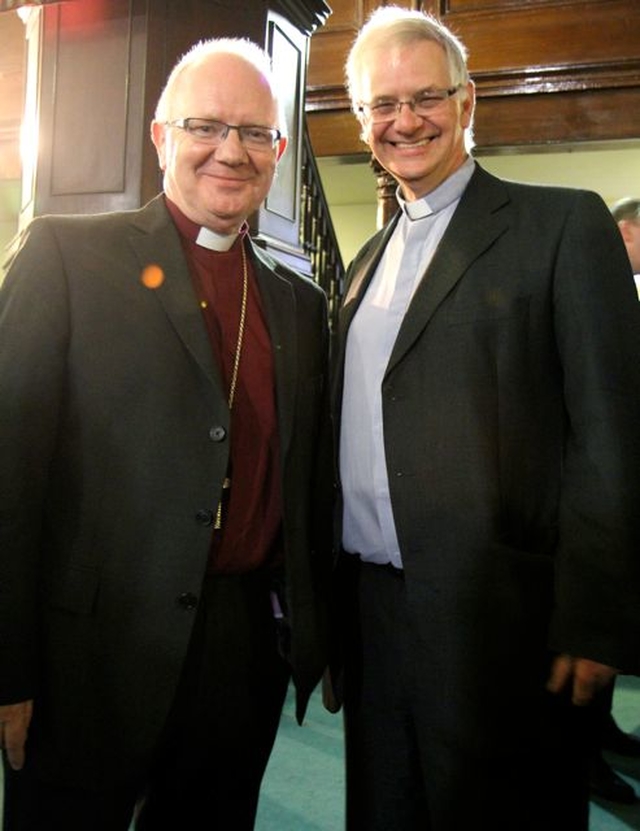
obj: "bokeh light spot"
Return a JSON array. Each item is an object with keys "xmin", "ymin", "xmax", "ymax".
[{"xmin": 141, "ymin": 264, "xmax": 165, "ymax": 289}]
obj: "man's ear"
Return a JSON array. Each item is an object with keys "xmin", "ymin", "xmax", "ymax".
[
  {"xmin": 460, "ymin": 81, "xmax": 476, "ymax": 130},
  {"xmin": 275, "ymin": 136, "xmax": 288, "ymax": 162},
  {"xmin": 619, "ymin": 220, "xmax": 633, "ymax": 246},
  {"xmin": 150, "ymin": 120, "xmax": 167, "ymax": 170}
]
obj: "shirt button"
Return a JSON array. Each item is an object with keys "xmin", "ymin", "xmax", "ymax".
[
  {"xmin": 195, "ymin": 509, "xmax": 214, "ymax": 526},
  {"xmin": 209, "ymin": 425, "xmax": 227, "ymax": 442}
]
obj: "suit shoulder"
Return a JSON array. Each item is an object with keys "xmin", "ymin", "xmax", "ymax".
[
  {"xmin": 27, "ymin": 195, "xmax": 165, "ymax": 238},
  {"xmin": 474, "ymin": 164, "xmax": 606, "ymax": 212},
  {"xmin": 251, "ymin": 244, "xmax": 327, "ymax": 300}
]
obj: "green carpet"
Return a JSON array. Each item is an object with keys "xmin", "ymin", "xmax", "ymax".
[
  {"xmin": 589, "ymin": 675, "xmax": 640, "ymax": 830},
  {"xmin": 256, "ymin": 685, "xmax": 345, "ymax": 829},
  {"xmin": 257, "ymin": 676, "xmax": 640, "ymax": 830}
]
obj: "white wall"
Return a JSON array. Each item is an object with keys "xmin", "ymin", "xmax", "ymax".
[{"xmin": 318, "ymin": 143, "xmax": 640, "ymax": 266}]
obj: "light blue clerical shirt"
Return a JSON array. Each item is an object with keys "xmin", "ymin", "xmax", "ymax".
[{"xmin": 340, "ymin": 157, "xmax": 475, "ymax": 568}]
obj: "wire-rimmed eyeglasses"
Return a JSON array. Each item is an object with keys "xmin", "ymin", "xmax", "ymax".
[
  {"xmin": 357, "ymin": 86, "xmax": 463, "ymax": 124},
  {"xmin": 165, "ymin": 118, "xmax": 282, "ymax": 151}
]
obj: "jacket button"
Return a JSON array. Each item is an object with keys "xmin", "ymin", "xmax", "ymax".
[
  {"xmin": 195, "ymin": 509, "xmax": 214, "ymax": 526},
  {"xmin": 209, "ymin": 425, "xmax": 227, "ymax": 442},
  {"xmin": 176, "ymin": 592, "xmax": 198, "ymax": 611}
]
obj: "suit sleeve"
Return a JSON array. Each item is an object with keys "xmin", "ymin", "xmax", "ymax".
[
  {"xmin": 548, "ymin": 190, "xmax": 640, "ymax": 673},
  {"xmin": 0, "ymin": 218, "xmax": 69, "ymax": 702}
]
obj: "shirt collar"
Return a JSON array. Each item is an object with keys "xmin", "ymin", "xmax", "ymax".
[
  {"xmin": 396, "ymin": 156, "xmax": 476, "ymax": 220},
  {"xmin": 164, "ymin": 196, "xmax": 247, "ymax": 251}
]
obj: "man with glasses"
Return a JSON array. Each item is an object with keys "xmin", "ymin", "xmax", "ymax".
[
  {"xmin": 327, "ymin": 7, "xmax": 640, "ymax": 829},
  {"xmin": 0, "ymin": 38, "xmax": 332, "ymax": 830}
]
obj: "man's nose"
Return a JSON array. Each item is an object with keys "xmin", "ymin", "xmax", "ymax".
[
  {"xmin": 214, "ymin": 127, "xmax": 248, "ymax": 160},
  {"xmin": 393, "ymin": 101, "xmax": 425, "ymax": 130}
]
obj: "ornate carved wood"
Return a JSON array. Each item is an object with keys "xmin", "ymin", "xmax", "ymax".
[{"xmin": 300, "ymin": 127, "xmax": 346, "ymax": 332}]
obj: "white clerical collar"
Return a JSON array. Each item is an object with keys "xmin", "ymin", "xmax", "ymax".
[
  {"xmin": 396, "ymin": 156, "xmax": 476, "ymax": 221},
  {"xmin": 402, "ymin": 198, "xmax": 433, "ymax": 221},
  {"xmin": 195, "ymin": 226, "xmax": 238, "ymax": 252}
]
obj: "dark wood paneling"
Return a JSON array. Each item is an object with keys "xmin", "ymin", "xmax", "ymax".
[
  {"xmin": 456, "ymin": 1, "xmax": 640, "ymax": 78},
  {"xmin": 20, "ymin": 0, "xmax": 148, "ymax": 223},
  {"xmin": 49, "ymin": 1, "xmax": 132, "ymax": 196},
  {"xmin": 474, "ymin": 86, "xmax": 640, "ymax": 149},
  {"xmin": 307, "ymin": 110, "xmax": 364, "ymax": 158},
  {"xmin": 444, "ymin": 0, "xmax": 586, "ymax": 10}
]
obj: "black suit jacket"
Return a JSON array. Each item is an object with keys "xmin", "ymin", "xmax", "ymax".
[
  {"xmin": 0, "ymin": 195, "xmax": 332, "ymax": 787},
  {"xmin": 333, "ymin": 164, "xmax": 640, "ymax": 745}
]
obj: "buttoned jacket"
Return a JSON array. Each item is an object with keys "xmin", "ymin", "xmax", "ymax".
[{"xmin": 0, "ymin": 195, "xmax": 332, "ymax": 787}]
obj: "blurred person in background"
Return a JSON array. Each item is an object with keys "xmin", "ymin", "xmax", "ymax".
[{"xmin": 587, "ymin": 194, "xmax": 640, "ymax": 805}]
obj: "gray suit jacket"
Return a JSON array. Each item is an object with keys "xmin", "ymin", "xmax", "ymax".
[
  {"xmin": 333, "ymin": 164, "xmax": 640, "ymax": 747},
  {"xmin": 0, "ymin": 195, "xmax": 332, "ymax": 787}
]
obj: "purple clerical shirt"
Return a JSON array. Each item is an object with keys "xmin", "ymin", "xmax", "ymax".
[{"xmin": 166, "ymin": 197, "xmax": 282, "ymax": 574}]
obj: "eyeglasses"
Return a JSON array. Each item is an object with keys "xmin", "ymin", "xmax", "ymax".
[
  {"xmin": 358, "ymin": 86, "xmax": 462, "ymax": 124},
  {"xmin": 165, "ymin": 118, "xmax": 282, "ymax": 151}
]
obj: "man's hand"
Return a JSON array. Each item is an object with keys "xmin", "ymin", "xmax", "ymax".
[
  {"xmin": 0, "ymin": 700, "xmax": 33, "ymax": 770},
  {"xmin": 546, "ymin": 655, "xmax": 618, "ymax": 706}
]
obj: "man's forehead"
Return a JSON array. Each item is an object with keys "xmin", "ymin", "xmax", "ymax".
[
  {"xmin": 173, "ymin": 55, "xmax": 275, "ymax": 114},
  {"xmin": 361, "ymin": 43, "xmax": 450, "ymax": 97}
]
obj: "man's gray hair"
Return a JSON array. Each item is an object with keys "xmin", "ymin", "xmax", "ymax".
[
  {"xmin": 611, "ymin": 197, "xmax": 640, "ymax": 223},
  {"xmin": 345, "ymin": 6, "xmax": 471, "ymax": 109}
]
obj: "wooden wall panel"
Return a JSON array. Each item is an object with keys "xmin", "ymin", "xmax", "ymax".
[
  {"xmin": 474, "ymin": 86, "xmax": 640, "ymax": 149},
  {"xmin": 49, "ymin": 2, "xmax": 132, "ymax": 196},
  {"xmin": 445, "ymin": 0, "xmax": 577, "ymax": 10},
  {"xmin": 19, "ymin": 0, "xmax": 149, "ymax": 224},
  {"xmin": 455, "ymin": 1, "xmax": 640, "ymax": 82},
  {"xmin": 307, "ymin": 109, "xmax": 364, "ymax": 159}
]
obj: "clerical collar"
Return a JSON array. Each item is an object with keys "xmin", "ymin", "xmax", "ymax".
[
  {"xmin": 195, "ymin": 226, "xmax": 237, "ymax": 251},
  {"xmin": 396, "ymin": 156, "xmax": 475, "ymax": 220},
  {"xmin": 164, "ymin": 195, "xmax": 247, "ymax": 250}
]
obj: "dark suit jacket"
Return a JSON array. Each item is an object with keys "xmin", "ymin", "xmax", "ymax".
[
  {"xmin": 333, "ymin": 164, "xmax": 640, "ymax": 748},
  {"xmin": 0, "ymin": 195, "xmax": 332, "ymax": 787}
]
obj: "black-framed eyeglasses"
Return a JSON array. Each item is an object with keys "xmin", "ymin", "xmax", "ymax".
[
  {"xmin": 357, "ymin": 86, "xmax": 463, "ymax": 124},
  {"xmin": 165, "ymin": 118, "xmax": 282, "ymax": 151}
]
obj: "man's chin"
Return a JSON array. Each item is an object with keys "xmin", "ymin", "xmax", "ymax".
[{"xmin": 200, "ymin": 202, "xmax": 250, "ymax": 235}]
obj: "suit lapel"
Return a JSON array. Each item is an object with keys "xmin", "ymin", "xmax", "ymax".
[
  {"xmin": 250, "ymin": 244, "xmax": 298, "ymax": 464},
  {"xmin": 386, "ymin": 166, "xmax": 510, "ymax": 377},
  {"xmin": 339, "ymin": 217, "xmax": 399, "ymax": 335},
  {"xmin": 127, "ymin": 201, "xmax": 298, "ymax": 460},
  {"xmin": 127, "ymin": 197, "xmax": 224, "ymax": 396}
]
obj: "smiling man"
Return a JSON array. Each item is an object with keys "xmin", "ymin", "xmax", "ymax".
[
  {"xmin": 327, "ymin": 7, "xmax": 640, "ymax": 831},
  {"xmin": 152, "ymin": 47, "xmax": 286, "ymax": 235},
  {"xmin": 0, "ymin": 38, "xmax": 332, "ymax": 831}
]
